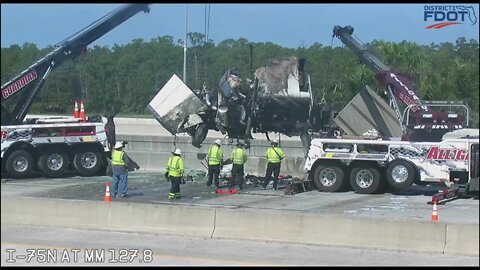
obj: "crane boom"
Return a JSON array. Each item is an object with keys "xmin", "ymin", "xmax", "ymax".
[
  {"xmin": 332, "ymin": 25, "xmax": 390, "ymax": 73},
  {"xmin": 332, "ymin": 25, "xmax": 428, "ymax": 115},
  {"xmin": 332, "ymin": 25, "xmax": 467, "ymax": 142},
  {"xmin": 1, "ymin": 4, "xmax": 151, "ymax": 125}
]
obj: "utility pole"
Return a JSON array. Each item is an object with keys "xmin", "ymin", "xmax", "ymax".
[{"xmin": 183, "ymin": 4, "xmax": 188, "ymax": 83}]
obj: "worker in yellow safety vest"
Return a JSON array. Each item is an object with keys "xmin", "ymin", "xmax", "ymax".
[
  {"xmin": 262, "ymin": 139, "xmax": 285, "ymax": 190},
  {"xmin": 111, "ymin": 141, "xmax": 130, "ymax": 198},
  {"xmin": 166, "ymin": 149, "xmax": 184, "ymax": 200},
  {"xmin": 230, "ymin": 142, "xmax": 248, "ymax": 189},
  {"xmin": 206, "ymin": 139, "xmax": 224, "ymax": 188}
]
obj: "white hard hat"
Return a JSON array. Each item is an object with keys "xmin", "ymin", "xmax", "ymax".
[
  {"xmin": 114, "ymin": 141, "xmax": 124, "ymax": 149},
  {"xmin": 214, "ymin": 139, "xmax": 222, "ymax": 145},
  {"xmin": 271, "ymin": 139, "xmax": 278, "ymax": 144},
  {"xmin": 173, "ymin": 149, "xmax": 182, "ymax": 155}
]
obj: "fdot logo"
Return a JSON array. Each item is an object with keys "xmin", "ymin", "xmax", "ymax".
[{"xmin": 424, "ymin": 5, "xmax": 477, "ymax": 29}]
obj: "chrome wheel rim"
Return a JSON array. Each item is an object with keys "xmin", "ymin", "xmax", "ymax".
[
  {"xmin": 355, "ymin": 169, "xmax": 374, "ymax": 188},
  {"xmin": 392, "ymin": 165, "xmax": 408, "ymax": 183},
  {"xmin": 320, "ymin": 168, "xmax": 337, "ymax": 187}
]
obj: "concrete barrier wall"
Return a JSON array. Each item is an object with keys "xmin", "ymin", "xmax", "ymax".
[
  {"xmin": 119, "ymin": 134, "xmax": 308, "ymax": 177},
  {"xmin": 1, "ymin": 197, "xmax": 215, "ymax": 238},
  {"xmin": 444, "ymin": 223, "xmax": 480, "ymax": 256},
  {"xmin": 25, "ymin": 115, "xmax": 309, "ymax": 176},
  {"xmin": 213, "ymin": 208, "xmax": 448, "ymax": 254},
  {"xmin": 2, "ymin": 197, "xmax": 478, "ymax": 256}
]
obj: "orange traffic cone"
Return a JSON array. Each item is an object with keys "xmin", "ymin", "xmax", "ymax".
[
  {"xmin": 104, "ymin": 182, "xmax": 112, "ymax": 203},
  {"xmin": 79, "ymin": 100, "xmax": 86, "ymax": 122},
  {"xmin": 73, "ymin": 100, "xmax": 79, "ymax": 118},
  {"xmin": 431, "ymin": 200, "xmax": 438, "ymax": 222}
]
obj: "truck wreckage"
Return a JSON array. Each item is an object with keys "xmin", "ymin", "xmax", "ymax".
[{"xmin": 148, "ymin": 56, "xmax": 337, "ymax": 149}]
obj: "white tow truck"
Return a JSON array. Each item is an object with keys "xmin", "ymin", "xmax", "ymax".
[
  {"xmin": 304, "ymin": 129, "xmax": 479, "ymax": 201},
  {"xmin": 1, "ymin": 4, "xmax": 150, "ymax": 178}
]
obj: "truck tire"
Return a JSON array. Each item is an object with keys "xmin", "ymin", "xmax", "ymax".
[
  {"xmin": 386, "ymin": 159, "xmax": 416, "ymax": 190},
  {"xmin": 349, "ymin": 165, "xmax": 382, "ymax": 194},
  {"xmin": 37, "ymin": 147, "xmax": 69, "ymax": 178},
  {"xmin": 192, "ymin": 123, "xmax": 208, "ymax": 148},
  {"xmin": 5, "ymin": 150, "xmax": 33, "ymax": 178},
  {"xmin": 73, "ymin": 146, "xmax": 103, "ymax": 176},
  {"xmin": 312, "ymin": 163, "xmax": 345, "ymax": 192}
]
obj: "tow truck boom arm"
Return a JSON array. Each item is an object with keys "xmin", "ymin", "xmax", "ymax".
[
  {"xmin": 1, "ymin": 4, "xmax": 150, "ymax": 125},
  {"xmin": 332, "ymin": 25, "xmax": 468, "ymax": 142},
  {"xmin": 332, "ymin": 25, "xmax": 390, "ymax": 73},
  {"xmin": 332, "ymin": 25, "xmax": 429, "ymax": 116}
]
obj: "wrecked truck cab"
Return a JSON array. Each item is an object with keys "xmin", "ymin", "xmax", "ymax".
[
  {"xmin": 147, "ymin": 73, "xmax": 212, "ymax": 148},
  {"xmin": 149, "ymin": 57, "xmax": 337, "ymax": 149}
]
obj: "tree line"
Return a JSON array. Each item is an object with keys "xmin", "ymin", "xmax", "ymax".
[{"xmin": 1, "ymin": 33, "xmax": 478, "ymax": 128}]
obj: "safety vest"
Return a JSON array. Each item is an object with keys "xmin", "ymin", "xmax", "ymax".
[
  {"xmin": 207, "ymin": 145, "xmax": 223, "ymax": 165},
  {"xmin": 167, "ymin": 156, "xmax": 184, "ymax": 177},
  {"xmin": 231, "ymin": 148, "xmax": 247, "ymax": 165},
  {"xmin": 111, "ymin": 150, "xmax": 126, "ymax": 166},
  {"xmin": 266, "ymin": 147, "xmax": 285, "ymax": 163}
]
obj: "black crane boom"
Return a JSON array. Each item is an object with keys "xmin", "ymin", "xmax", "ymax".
[{"xmin": 1, "ymin": 4, "xmax": 151, "ymax": 125}]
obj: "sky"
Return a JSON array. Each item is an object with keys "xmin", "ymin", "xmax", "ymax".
[{"xmin": 1, "ymin": 3, "xmax": 479, "ymax": 49}]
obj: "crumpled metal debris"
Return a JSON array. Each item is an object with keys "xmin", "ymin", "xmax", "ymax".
[
  {"xmin": 182, "ymin": 168, "xmax": 312, "ymax": 195},
  {"xmin": 184, "ymin": 169, "xmax": 207, "ymax": 184}
]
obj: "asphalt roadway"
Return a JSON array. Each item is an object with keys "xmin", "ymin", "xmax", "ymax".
[
  {"xmin": 2, "ymin": 224, "xmax": 478, "ymax": 266},
  {"xmin": 2, "ymin": 172, "xmax": 478, "ymax": 225}
]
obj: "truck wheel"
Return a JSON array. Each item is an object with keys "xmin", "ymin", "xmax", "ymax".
[
  {"xmin": 349, "ymin": 165, "xmax": 382, "ymax": 194},
  {"xmin": 37, "ymin": 147, "xmax": 69, "ymax": 178},
  {"xmin": 312, "ymin": 164, "xmax": 345, "ymax": 192},
  {"xmin": 192, "ymin": 123, "xmax": 208, "ymax": 148},
  {"xmin": 73, "ymin": 147, "xmax": 103, "ymax": 176},
  {"xmin": 386, "ymin": 159, "xmax": 416, "ymax": 190},
  {"xmin": 5, "ymin": 150, "xmax": 33, "ymax": 178}
]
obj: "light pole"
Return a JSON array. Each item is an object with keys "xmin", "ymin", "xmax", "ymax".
[{"xmin": 183, "ymin": 4, "xmax": 188, "ymax": 83}]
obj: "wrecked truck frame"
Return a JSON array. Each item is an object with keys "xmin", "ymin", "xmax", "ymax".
[{"xmin": 148, "ymin": 56, "xmax": 337, "ymax": 150}]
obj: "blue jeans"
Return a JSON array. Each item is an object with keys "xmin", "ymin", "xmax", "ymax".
[{"xmin": 112, "ymin": 166, "xmax": 128, "ymax": 197}]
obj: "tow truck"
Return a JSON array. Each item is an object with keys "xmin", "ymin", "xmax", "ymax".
[
  {"xmin": 304, "ymin": 128, "xmax": 478, "ymax": 198},
  {"xmin": 1, "ymin": 4, "xmax": 150, "ymax": 178},
  {"xmin": 301, "ymin": 25, "xmax": 479, "ymax": 200}
]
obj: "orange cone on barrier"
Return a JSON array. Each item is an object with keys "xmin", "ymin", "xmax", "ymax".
[
  {"xmin": 79, "ymin": 100, "xmax": 86, "ymax": 122},
  {"xmin": 73, "ymin": 100, "xmax": 79, "ymax": 118},
  {"xmin": 104, "ymin": 182, "xmax": 112, "ymax": 203},
  {"xmin": 431, "ymin": 200, "xmax": 438, "ymax": 222}
]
